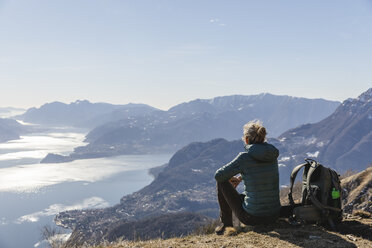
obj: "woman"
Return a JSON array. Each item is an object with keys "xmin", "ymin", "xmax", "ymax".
[{"xmin": 214, "ymin": 120, "xmax": 280, "ymax": 234}]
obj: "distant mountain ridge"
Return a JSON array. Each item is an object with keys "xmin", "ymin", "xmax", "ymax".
[
  {"xmin": 18, "ymin": 100, "xmax": 161, "ymax": 128},
  {"xmin": 0, "ymin": 118, "xmax": 27, "ymax": 142},
  {"xmin": 0, "ymin": 107, "xmax": 25, "ymax": 118},
  {"xmin": 42, "ymin": 93, "xmax": 339, "ymax": 162},
  {"xmin": 89, "ymin": 93, "xmax": 340, "ymax": 140}
]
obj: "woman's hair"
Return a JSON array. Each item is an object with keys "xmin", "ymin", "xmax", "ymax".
[{"xmin": 242, "ymin": 120, "xmax": 267, "ymax": 144}]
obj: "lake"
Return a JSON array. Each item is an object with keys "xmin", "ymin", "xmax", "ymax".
[{"xmin": 0, "ymin": 127, "xmax": 171, "ymax": 248}]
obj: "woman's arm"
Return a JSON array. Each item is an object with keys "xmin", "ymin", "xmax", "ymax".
[{"xmin": 214, "ymin": 153, "xmax": 246, "ymax": 182}]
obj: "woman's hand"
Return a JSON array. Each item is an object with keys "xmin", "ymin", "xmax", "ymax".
[{"xmin": 229, "ymin": 176, "xmax": 242, "ymax": 188}]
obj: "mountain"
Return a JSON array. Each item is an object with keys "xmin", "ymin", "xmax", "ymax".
[
  {"xmin": 64, "ymin": 212, "xmax": 211, "ymax": 247},
  {"xmin": 88, "ymin": 93, "xmax": 340, "ymax": 143},
  {"xmin": 18, "ymin": 100, "xmax": 161, "ymax": 128},
  {"xmin": 274, "ymin": 88, "xmax": 372, "ymax": 174},
  {"xmin": 342, "ymin": 166, "xmax": 372, "ymax": 214},
  {"xmin": 46, "ymin": 94, "xmax": 339, "ymax": 162},
  {"xmin": 55, "ymin": 138, "xmax": 243, "ymax": 245},
  {"xmin": 0, "ymin": 118, "xmax": 27, "ymax": 142},
  {"xmin": 0, "ymin": 107, "xmax": 25, "ymax": 118},
  {"xmin": 55, "ymin": 136, "xmax": 372, "ymax": 246}
]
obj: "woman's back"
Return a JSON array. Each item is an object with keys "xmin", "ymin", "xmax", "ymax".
[{"xmin": 240, "ymin": 142, "xmax": 280, "ymax": 217}]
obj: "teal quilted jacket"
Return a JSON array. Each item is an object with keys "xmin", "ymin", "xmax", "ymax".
[{"xmin": 215, "ymin": 142, "xmax": 281, "ymax": 217}]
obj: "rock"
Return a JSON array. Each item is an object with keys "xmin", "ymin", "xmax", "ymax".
[{"xmin": 346, "ymin": 234, "xmax": 357, "ymax": 241}]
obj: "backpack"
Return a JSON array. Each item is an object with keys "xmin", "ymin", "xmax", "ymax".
[{"xmin": 287, "ymin": 158, "xmax": 343, "ymax": 230}]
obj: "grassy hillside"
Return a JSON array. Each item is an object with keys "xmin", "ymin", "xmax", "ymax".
[
  {"xmin": 58, "ymin": 167, "xmax": 371, "ymax": 248},
  {"xmin": 86, "ymin": 215, "xmax": 371, "ymax": 248}
]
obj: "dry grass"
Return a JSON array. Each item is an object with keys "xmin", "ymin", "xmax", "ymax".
[
  {"xmin": 86, "ymin": 217, "xmax": 372, "ymax": 248},
  {"xmin": 193, "ymin": 219, "xmax": 220, "ymax": 235},
  {"xmin": 279, "ymin": 181, "xmax": 302, "ymax": 206},
  {"xmin": 341, "ymin": 167, "xmax": 372, "ymax": 209},
  {"xmin": 353, "ymin": 210, "xmax": 372, "ymax": 219}
]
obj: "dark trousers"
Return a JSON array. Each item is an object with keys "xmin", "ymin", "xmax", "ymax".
[{"xmin": 217, "ymin": 181, "xmax": 276, "ymax": 226}]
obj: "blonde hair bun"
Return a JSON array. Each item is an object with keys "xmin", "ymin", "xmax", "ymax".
[{"xmin": 243, "ymin": 120, "xmax": 267, "ymax": 144}]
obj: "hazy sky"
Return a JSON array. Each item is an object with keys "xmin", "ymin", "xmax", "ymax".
[{"xmin": 0, "ymin": 0, "xmax": 371, "ymax": 110}]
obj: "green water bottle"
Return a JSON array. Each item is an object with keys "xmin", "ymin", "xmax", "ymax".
[{"xmin": 332, "ymin": 187, "xmax": 340, "ymax": 199}]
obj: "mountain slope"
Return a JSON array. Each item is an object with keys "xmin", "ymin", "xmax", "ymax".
[
  {"xmin": 276, "ymin": 88, "xmax": 372, "ymax": 173},
  {"xmin": 167, "ymin": 94, "xmax": 339, "ymax": 137},
  {"xmin": 55, "ymin": 137, "xmax": 372, "ymax": 246},
  {"xmin": 59, "ymin": 165, "xmax": 372, "ymax": 247},
  {"xmin": 55, "ymin": 138, "xmax": 243, "ymax": 245},
  {"xmin": 342, "ymin": 167, "xmax": 372, "ymax": 214},
  {"xmin": 0, "ymin": 118, "xmax": 26, "ymax": 142}
]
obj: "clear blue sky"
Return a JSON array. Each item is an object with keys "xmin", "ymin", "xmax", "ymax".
[{"xmin": 0, "ymin": 0, "xmax": 371, "ymax": 110}]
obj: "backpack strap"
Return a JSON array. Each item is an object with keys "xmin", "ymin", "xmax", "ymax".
[
  {"xmin": 306, "ymin": 161, "xmax": 342, "ymax": 212},
  {"xmin": 329, "ymin": 169, "xmax": 342, "ymax": 192},
  {"xmin": 288, "ymin": 162, "xmax": 308, "ymax": 206}
]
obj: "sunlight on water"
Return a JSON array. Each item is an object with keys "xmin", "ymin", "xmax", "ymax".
[
  {"xmin": 14, "ymin": 120, "xmax": 35, "ymax": 126},
  {"xmin": 16, "ymin": 197, "xmax": 109, "ymax": 223},
  {"xmin": 0, "ymin": 150, "xmax": 49, "ymax": 160},
  {"xmin": 0, "ymin": 155, "xmax": 161, "ymax": 193},
  {"xmin": 0, "ymin": 128, "xmax": 171, "ymax": 248},
  {"xmin": 0, "ymin": 133, "xmax": 87, "ymax": 159},
  {"xmin": 0, "ymin": 133, "xmax": 87, "ymax": 150}
]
